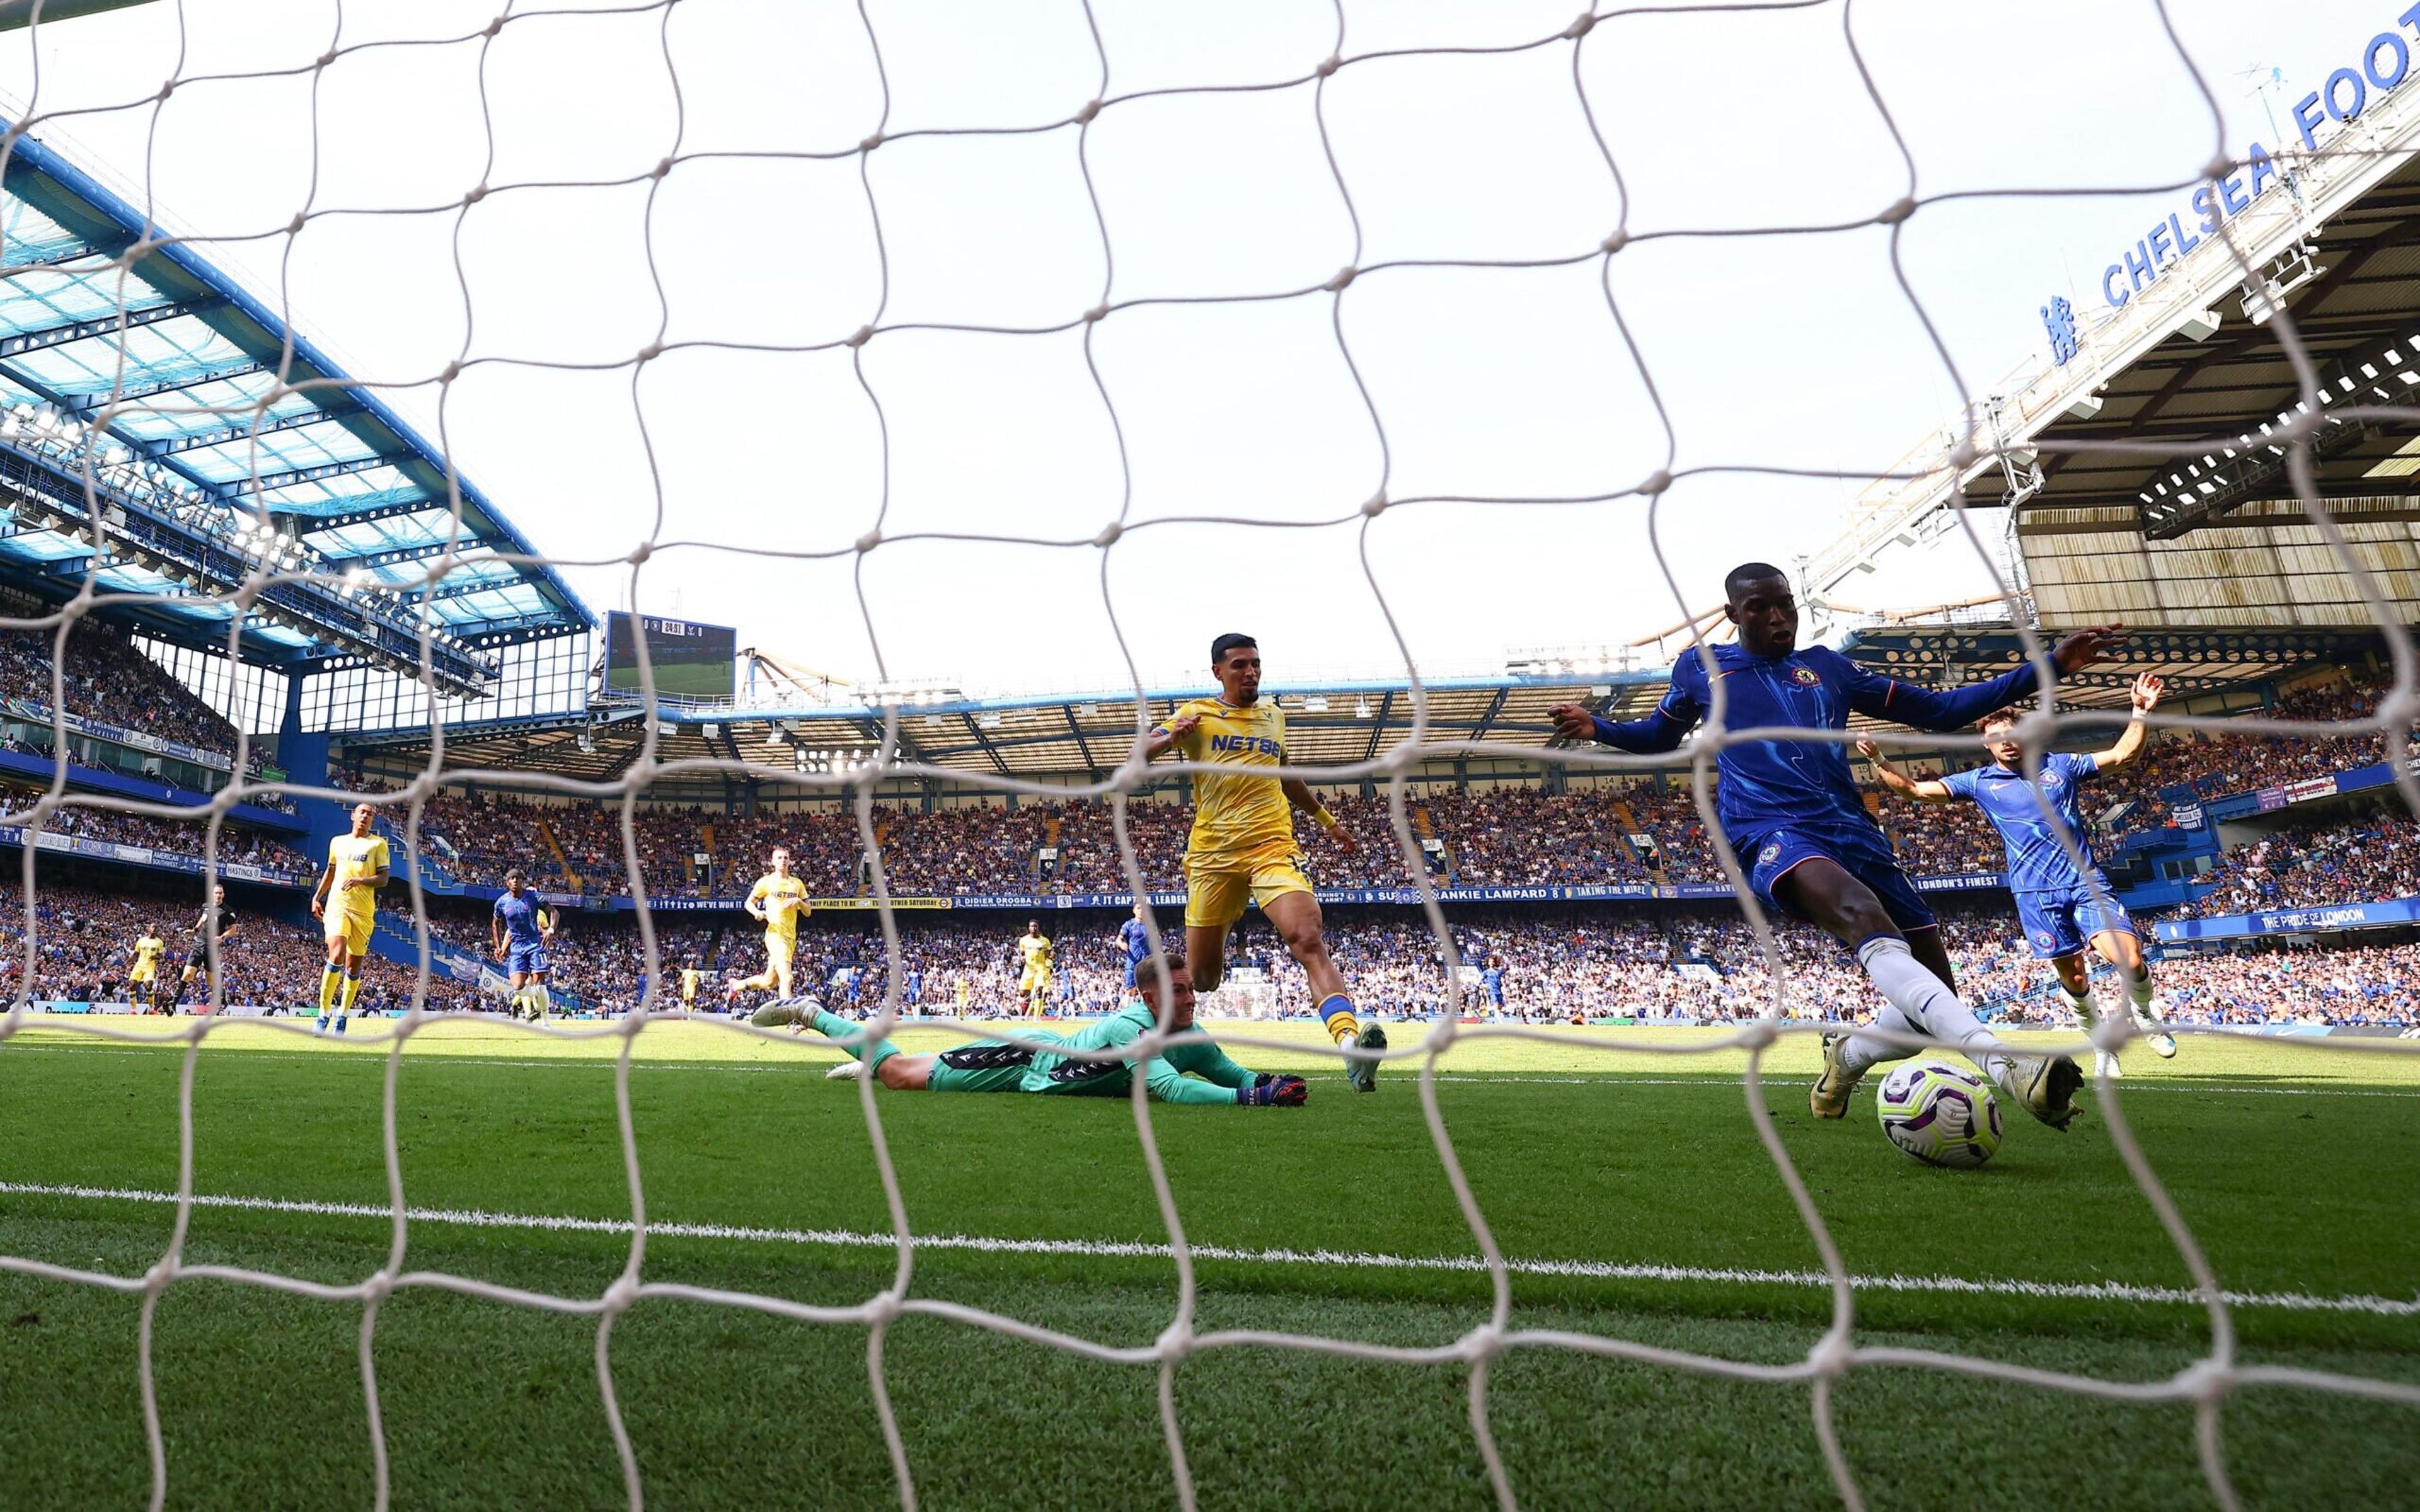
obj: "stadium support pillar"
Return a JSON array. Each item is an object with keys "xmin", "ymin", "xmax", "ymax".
[{"xmin": 276, "ymin": 669, "xmax": 349, "ymax": 873}]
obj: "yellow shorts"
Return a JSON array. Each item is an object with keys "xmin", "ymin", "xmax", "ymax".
[
  {"xmin": 764, "ymin": 932, "xmax": 796, "ymax": 965},
  {"xmin": 1018, "ymin": 967, "xmax": 1050, "ymax": 994},
  {"xmin": 129, "ymin": 965, "xmax": 156, "ymax": 985},
  {"xmin": 325, "ymin": 908, "xmax": 374, "ymax": 956},
  {"xmin": 1183, "ymin": 844, "xmax": 1313, "ymax": 931}
]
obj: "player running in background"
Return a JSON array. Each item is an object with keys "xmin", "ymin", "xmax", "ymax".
[
  {"xmin": 758, "ymin": 953, "xmax": 1306, "ymax": 1106},
  {"xmin": 1148, "ymin": 633, "xmax": 1385, "ymax": 1091},
  {"xmin": 1016, "ymin": 920, "xmax": 1054, "ymax": 1016},
  {"xmin": 490, "ymin": 869, "xmax": 556, "ymax": 1021},
  {"xmin": 1858, "ymin": 670, "xmax": 2178, "ymax": 1079},
  {"xmin": 680, "ymin": 959, "xmax": 703, "ymax": 1012},
  {"xmin": 1550, "ymin": 563, "xmax": 2119, "ymax": 1131},
  {"xmin": 128, "ymin": 927, "xmax": 166, "ymax": 1012},
  {"xmin": 310, "ymin": 802, "xmax": 389, "ymax": 1034},
  {"xmin": 725, "ymin": 846, "xmax": 810, "ymax": 1011},
  {"xmin": 175, "ymin": 884, "xmax": 240, "ymax": 1014},
  {"xmin": 1481, "ymin": 954, "xmax": 1508, "ymax": 1019},
  {"xmin": 1117, "ymin": 900, "xmax": 1154, "ymax": 1002}
]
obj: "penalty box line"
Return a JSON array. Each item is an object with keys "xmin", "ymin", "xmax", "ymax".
[{"xmin": 3, "ymin": 1180, "xmax": 2413, "ymax": 1319}]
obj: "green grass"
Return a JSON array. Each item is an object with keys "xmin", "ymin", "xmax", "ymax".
[{"xmin": 1, "ymin": 1017, "xmax": 2416, "ymax": 1509}]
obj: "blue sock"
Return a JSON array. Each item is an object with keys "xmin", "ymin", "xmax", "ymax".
[
  {"xmin": 1317, "ymin": 993, "xmax": 1361, "ymax": 1044},
  {"xmin": 814, "ymin": 1008, "xmax": 896, "ymax": 1070}
]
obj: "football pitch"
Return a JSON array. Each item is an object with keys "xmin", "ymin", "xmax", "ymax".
[{"xmin": 0, "ymin": 1017, "xmax": 2414, "ymax": 1510}]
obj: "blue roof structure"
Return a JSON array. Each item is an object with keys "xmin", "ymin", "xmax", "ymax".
[{"xmin": 0, "ymin": 125, "xmax": 590, "ymax": 696}]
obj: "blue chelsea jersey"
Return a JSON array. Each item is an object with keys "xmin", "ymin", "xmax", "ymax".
[
  {"xmin": 493, "ymin": 892, "xmax": 545, "ymax": 944},
  {"xmin": 1119, "ymin": 917, "xmax": 1152, "ymax": 965},
  {"xmin": 1940, "ymin": 752, "xmax": 2102, "ymax": 894}
]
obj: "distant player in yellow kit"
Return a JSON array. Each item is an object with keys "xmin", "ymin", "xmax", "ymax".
[
  {"xmin": 128, "ymin": 928, "xmax": 166, "ymax": 1012},
  {"xmin": 1146, "ymin": 633, "xmax": 1384, "ymax": 1091},
  {"xmin": 310, "ymin": 802, "xmax": 389, "ymax": 1035},
  {"xmin": 1016, "ymin": 920, "xmax": 1054, "ymax": 1017},
  {"xmin": 727, "ymin": 846, "xmax": 810, "ymax": 1009}
]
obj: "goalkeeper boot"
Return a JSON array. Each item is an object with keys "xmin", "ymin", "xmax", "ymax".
[
  {"xmin": 2004, "ymin": 1053, "xmax": 2083, "ymax": 1131},
  {"xmin": 1345, "ymin": 1021, "xmax": 1386, "ymax": 1094},
  {"xmin": 1809, "ymin": 1033, "xmax": 1860, "ymax": 1119}
]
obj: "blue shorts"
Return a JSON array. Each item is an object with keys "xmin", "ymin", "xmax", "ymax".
[
  {"xmin": 2014, "ymin": 879, "xmax": 2135, "ymax": 959},
  {"xmin": 505, "ymin": 942, "xmax": 550, "ymax": 977},
  {"xmin": 1742, "ymin": 820, "xmax": 1935, "ymax": 935}
]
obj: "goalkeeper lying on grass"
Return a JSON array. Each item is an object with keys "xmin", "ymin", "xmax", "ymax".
[{"xmin": 754, "ymin": 952, "xmax": 1306, "ymax": 1106}]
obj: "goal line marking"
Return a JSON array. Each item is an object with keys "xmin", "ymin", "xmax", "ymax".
[{"xmin": 4, "ymin": 1180, "xmax": 2411, "ymax": 1317}]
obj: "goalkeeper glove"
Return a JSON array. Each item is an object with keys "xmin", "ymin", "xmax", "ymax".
[{"xmin": 1236, "ymin": 1072, "xmax": 1307, "ymax": 1107}]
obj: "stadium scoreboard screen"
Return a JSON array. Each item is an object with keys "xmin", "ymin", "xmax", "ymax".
[{"xmin": 606, "ymin": 612, "xmax": 736, "ymax": 700}]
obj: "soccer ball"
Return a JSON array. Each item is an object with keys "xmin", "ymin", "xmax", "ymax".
[{"xmin": 1875, "ymin": 1058, "xmax": 2003, "ymax": 1169}]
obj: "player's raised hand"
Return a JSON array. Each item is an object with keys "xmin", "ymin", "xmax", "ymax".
[
  {"xmin": 1854, "ymin": 736, "xmax": 1881, "ymax": 761},
  {"xmin": 2049, "ymin": 623, "xmax": 2124, "ymax": 675},
  {"xmin": 1165, "ymin": 713, "xmax": 1201, "ymax": 739},
  {"xmin": 1547, "ymin": 703, "xmax": 1598, "ymax": 742},
  {"xmin": 1236, "ymin": 1072, "xmax": 1308, "ymax": 1107},
  {"xmin": 2131, "ymin": 671, "xmax": 2164, "ymax": 712}
]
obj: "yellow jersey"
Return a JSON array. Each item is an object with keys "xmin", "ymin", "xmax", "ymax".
[
  {"xmin": 1018, "ymin": 934, "xmax": 1052, "ymax": 973},
  {"xmin": 1156, "ymin": 696, "xmax": 1294, "ymax": 859},
  {"xmin": 326, "ymin": 832, "xmax": 390, "ymax": 916},
  {"xmin": 749, "ymin": 873, "xmax": 811, "ymax": 937},
  {"xmin": 681, "ymin": 968, "xmax": 702, "ymax": 1002},
  {"xmin": 132, "ymin": 935, "xmax": 164, "ymax": 970}
]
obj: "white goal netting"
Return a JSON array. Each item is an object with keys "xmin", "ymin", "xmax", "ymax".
[{"xmin": 1, "ymin": 3, "xmax": 2418, "ymax": 1510}]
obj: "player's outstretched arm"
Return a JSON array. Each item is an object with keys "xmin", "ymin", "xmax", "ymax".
[
  {"xmin": 1855, "ymin": 738, "xmax": 1954, "ymax": 803},
  {"xmin": 2087, "ymin": 671, "xmax": 2163, "ymax": 770},
  {"xmin": 1548, "ymin": 668, "xmax": 1700, "ymax": 754},
  {"xmin": 1841, "ymin": 625, "xmax": 2124, "ymax": 732},
  {"xmin": 1280, "ymin": 777, "xmax": 1354, "ymax": 852}
]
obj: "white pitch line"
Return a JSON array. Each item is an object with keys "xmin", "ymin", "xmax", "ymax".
[{"xmin": 3, "ymin": 1180, "xmax": 2412, "ymax": 1317}]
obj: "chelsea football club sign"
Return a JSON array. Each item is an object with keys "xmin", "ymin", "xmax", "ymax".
[{"xmin": 2048, "ymin": 4, "xmax": 2420, "ymax": 340}]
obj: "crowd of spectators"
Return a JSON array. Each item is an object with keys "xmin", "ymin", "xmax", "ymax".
[
  {"xmin": 6, "ymin": 866, "xmax": 2415, "ymax": 1031},
  {"xmin": 0, "ymin": 620, "xmax": 243, "ymax": 759},
  {"xmin": 2177, "ymin": 805, "xmax": 2420, "ymax": 919},
  {"xmin": 0, "ymin": 790, "xmax": 309, "ymax": 872}
]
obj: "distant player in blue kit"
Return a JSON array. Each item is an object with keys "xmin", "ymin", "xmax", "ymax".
[
  {"xmin": 490, "ymin": 868, "xmax": 555, "ymax": 1020},
  {"xmin": 1860, "ymin": 670, "xmax": 2177, "ymax": 1080},
  {"xmin": 1117, "ymin": 900, "xmax": 1154, "ymax": 999},
  {"xmin": 904, "ymin": 965, "xmax": 923, "ymax": 1010},
  {"xmin": 1550, "ymin": 562, "xmax": 2121, "ymax": 1131},
  {"xmin": 1481, "ymin": 954, "xmax": 1507, "ymax": 1017}
]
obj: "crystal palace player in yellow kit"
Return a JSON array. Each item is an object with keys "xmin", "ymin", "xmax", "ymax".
[
  {"xmin": 727, "ymin": 846, "xmax": 810, "ymax": 1009},
  {"xmin": 1146, "ymin": 633, "xmax": 1385, "ymax": 1091},
  {"xmin": 310, "ymin": 803, "xmax": 389, "ymax": 1035}
]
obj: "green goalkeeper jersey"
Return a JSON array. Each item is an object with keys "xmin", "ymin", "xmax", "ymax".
[{"xmin": 1019, "ymin": 1002, "xmax": 1252, "ymax": 1105}]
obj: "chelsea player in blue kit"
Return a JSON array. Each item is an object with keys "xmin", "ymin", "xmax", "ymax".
[
  {"xmin": 1860, "ymin": 671, "xmax": 2178, "ymax": 1080},
  {"xmin": 1118, "ymin": 900, "xmax": 1155, "ymax": 1000},
  {"xmin": 490, "ymin": 868, "xmax": 555, "ymax": 1020},
  {"xmin": 1550, "ymin": 563, "xmax": 2121, "ymax": 1131}
]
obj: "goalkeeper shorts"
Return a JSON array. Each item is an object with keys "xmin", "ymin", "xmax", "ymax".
[{"xmin": 1182, "ymin": 844, "xmax": 1313, "ymax": 932}]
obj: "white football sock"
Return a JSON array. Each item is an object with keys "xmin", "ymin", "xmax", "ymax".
[
  {"xmin": 1853, "ymin": 936, "xmax": 2012, "ymax": 1084},
  {"xmin": 2066, "ymin": 990, "xmax": 2097, "ymax": 1026},
  {"xmin": 2127, "ymin": 972, "xmax": 2157, "ymax": 1018},
  {"xmin": 1835, "ymin": 1000, "xmax": 1917, "ymax": 1075}
]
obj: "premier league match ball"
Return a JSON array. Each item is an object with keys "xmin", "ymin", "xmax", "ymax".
[{"xmin": 1875, "ymin": 1058, "xmax": 2003, "ymax": 1169}]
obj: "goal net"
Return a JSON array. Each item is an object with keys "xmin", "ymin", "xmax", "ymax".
[{"xmin": 1, "ymin": 2, "xmax": 2417, "ymax": 1508}]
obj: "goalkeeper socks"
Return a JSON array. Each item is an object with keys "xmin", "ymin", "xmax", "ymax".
[
  {"xmin": 814, "ymin": 1007, "xmax": 897, "ymax": 1072},
  {"xmin": 319, "ymin": 966, "xmax": 341, "ymax": 1012},
  {"xmin": 1317, "ymin": 993, "xmax": 1359, "ymax": 1046},
  {"xmin": 1852, "ymin": 936, "xmax": 2008, "ymax": 1084}
]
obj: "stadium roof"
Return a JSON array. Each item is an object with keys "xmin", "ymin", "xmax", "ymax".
[
  {"xmin": 340, "ymin": 622, "xmax": 2384, "ymax": 787},
  {"xmin": 1811, "ymin": 74, "xmax": 2420, "ymax": 636},
  {"xmin": 0, "ymin": 125, "xmax": 590, "ymax": 694}
]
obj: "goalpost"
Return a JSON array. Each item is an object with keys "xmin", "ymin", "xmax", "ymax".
[{"xmin": 0, "ymin": 3, "xmax": 2417, "ymax": 1509}]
